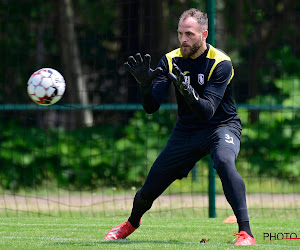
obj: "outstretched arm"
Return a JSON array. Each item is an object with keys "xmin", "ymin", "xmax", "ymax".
[
  {"xmin": 124, "ymin": 53, "xmax": 162, "ymax": 92},
  {"xmin": 124, "ymin": 53, "xmax": 168, "ymax": 114}
]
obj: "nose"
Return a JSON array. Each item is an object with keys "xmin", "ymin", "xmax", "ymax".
[{"xmin": 180, "ymin": 34, "xmax": 188, "ymax": 44}]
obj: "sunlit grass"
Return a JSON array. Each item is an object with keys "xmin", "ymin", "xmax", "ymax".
[{"xmin": 0, "ymin": 215, "xmax": 299, "ymax": 249}]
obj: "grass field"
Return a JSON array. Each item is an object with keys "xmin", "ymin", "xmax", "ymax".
[
  {"xmin": 0, "ymin": 182, "xmax": 299, "ymax": 249},
  {"xmin": 0, "ymin": 214, "xmax": 299, "ymax": 249}
]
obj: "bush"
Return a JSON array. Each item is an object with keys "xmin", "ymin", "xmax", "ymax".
[{"xmin": 0, "ymin": 107, "xmax": 298, "ymax": 191}]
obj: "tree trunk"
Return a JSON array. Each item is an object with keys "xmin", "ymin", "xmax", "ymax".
[
  {"xmin": 119, "ymin": 0, "xmax": 140, "ymax": 103},
  {"xmin": 56, "ymin": 0, "xmax": 93, "ymax": 128},
  {"xmin": 120, "ymin": 0, "xmax": 168, "ymax": 103}
]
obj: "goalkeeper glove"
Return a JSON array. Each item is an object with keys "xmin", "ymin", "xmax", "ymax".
[
  {"xmin": 168, "ymin": 63, "xmax": 200, "ymax": 103},
  {"xmin": 124, "ymin": 53, "xmax": 163, "ymax": 86}
]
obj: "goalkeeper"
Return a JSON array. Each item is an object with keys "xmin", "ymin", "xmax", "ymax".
[{"xmin": 105, "ymin": 8, "xmax": 256, "ymax": 246}]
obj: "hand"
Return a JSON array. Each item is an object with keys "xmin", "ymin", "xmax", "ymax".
[
  {"xmin": 168, "ymin": 63, "xmax": 200, "ymax": 102},
  {"xmin": 124, "ymin": 53, "xmax": 163, "ymax": 85},
  {"xmin": 168, "ymin": 63, "xmax": 191, "ymax": 95}
]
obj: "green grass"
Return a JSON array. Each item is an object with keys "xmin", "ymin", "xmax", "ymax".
[{"xmin": 0, "ymin": 214, "xmax": 299, "ymax": 249}]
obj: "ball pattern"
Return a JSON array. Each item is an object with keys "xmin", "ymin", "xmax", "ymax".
[{"xmin": 27, "ymin": 68, "xmax": 66, "ymax": 106}]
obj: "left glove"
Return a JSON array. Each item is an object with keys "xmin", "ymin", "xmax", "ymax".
[
  {"xmin": 168, "ymin": 63, "xmax": 200, "ymax": 103},
  {"xmin": 124, "ymin": 53, "xmax": 163, "ymax": 85}
]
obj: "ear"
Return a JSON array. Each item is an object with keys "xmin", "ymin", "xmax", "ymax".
[{"xmin": 202, "ymin": 30, "xmax": 208, "ymax": 40}]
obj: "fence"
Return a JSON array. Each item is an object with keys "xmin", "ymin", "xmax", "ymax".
[
  {"xmin": 0, "ymin": 104, "xmax": 299, "ymax": 218},
  {"xmin": 0, "ymin": 0, "xmax": 299, "ymax": 219}
]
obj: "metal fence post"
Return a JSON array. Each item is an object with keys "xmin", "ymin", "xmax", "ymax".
[{"xmin": 206, "ymin": 0, "xmax": 216, "ymax": 218}]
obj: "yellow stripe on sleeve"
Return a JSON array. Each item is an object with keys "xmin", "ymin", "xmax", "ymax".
[
  {"xmin": 207, "ymin": 45, "xmax": 234, "ymax": 84},
  {"xmin": 165, "ymin": 48, "xmax": 182, "ymax": 73}
]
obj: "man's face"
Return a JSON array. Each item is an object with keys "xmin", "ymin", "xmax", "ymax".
[{"xmin": 177, "ymin": 16, "xmax": 207, "ymax": 59}]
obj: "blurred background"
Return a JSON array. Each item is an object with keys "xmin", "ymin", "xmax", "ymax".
[{"xmin": 0, "ymin": 0, "xmax": 299, "ymax": 218}]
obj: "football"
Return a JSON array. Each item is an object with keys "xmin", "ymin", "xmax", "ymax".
[{"xmin": 27, "ymin": 68, "xmax": 66, "ymax": 106}]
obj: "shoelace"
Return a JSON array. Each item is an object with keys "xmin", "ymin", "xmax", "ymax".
[{"xmin": 233, "ymin": 232, "xmax": 248, "ymax": 240}]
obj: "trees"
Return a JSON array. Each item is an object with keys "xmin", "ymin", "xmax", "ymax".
[
  {"xmin": 56, "ymin": 0, "xmax": 93, "ymax": 127},
  {"xmin": 0, "ymin": 0, "xmax": 298, "ymax": 188},
  {"xmin": 222, "ymin": 0, "xmax": 300, "ymax": 122}
]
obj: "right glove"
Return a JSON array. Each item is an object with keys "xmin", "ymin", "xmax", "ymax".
[
  {"xmin": 168, "ymin": 63, "xmax": 200, "ymax": 103},
  {"xmin": 124, "ymin": 53, "xmax": 163, "ymax": 86}
]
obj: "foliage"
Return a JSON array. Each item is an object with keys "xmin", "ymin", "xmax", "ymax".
[
  {"xmin": 0, "ymin": 121, "xmax": 118, "ymax": 190},
  {"xmin": 0, "ymin": 107, "xmax": 298, "ymax": 191},
  {"xmin": 0, "ymin": 111, "xmax": 175, "ymax": 191},
  {"xmin": 238, "ymin": 45, "xmax": 300, "ymax": 178},
  {"xmin": 239, "ymin": 108, "xmax": 300, "ymax": 178},
  {"xmin": 0, "ymin": 0, "xmax": 299, "ymax": 190},
  {"xmin": 114, "ymin": 111, "xmax": 175, "ymax": 184},
  {"xmin": 0, "ymin": 0, "xmax": 118, "ymax": 105}
]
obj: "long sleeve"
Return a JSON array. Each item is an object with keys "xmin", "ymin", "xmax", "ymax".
[
  {"xmin": 185, "ymin": 60, "xmax": 233, "ymax": 120},
  {"xmin": 140, "ymin": 57, "xmax": 171, "ymax": 114}
]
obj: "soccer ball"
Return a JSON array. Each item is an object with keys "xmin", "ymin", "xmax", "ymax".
[{"xmin": 27, "ymin": 68, "xmax": 66, "ymax": 106}]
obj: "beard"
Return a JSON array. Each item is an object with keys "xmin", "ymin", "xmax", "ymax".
[{"xmin": 180, "ymin": 40, "xmax": 202, "ymax": 59}]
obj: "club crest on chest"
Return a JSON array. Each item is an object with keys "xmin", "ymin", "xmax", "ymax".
[{"xmin": 198, "ymin": 74, "xmax": 205, "ymax": 85}]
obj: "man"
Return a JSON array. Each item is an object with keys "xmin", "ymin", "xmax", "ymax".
[{"xmin": 105, "ymin": 8, "xmax": 256, "ymax": 246}]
